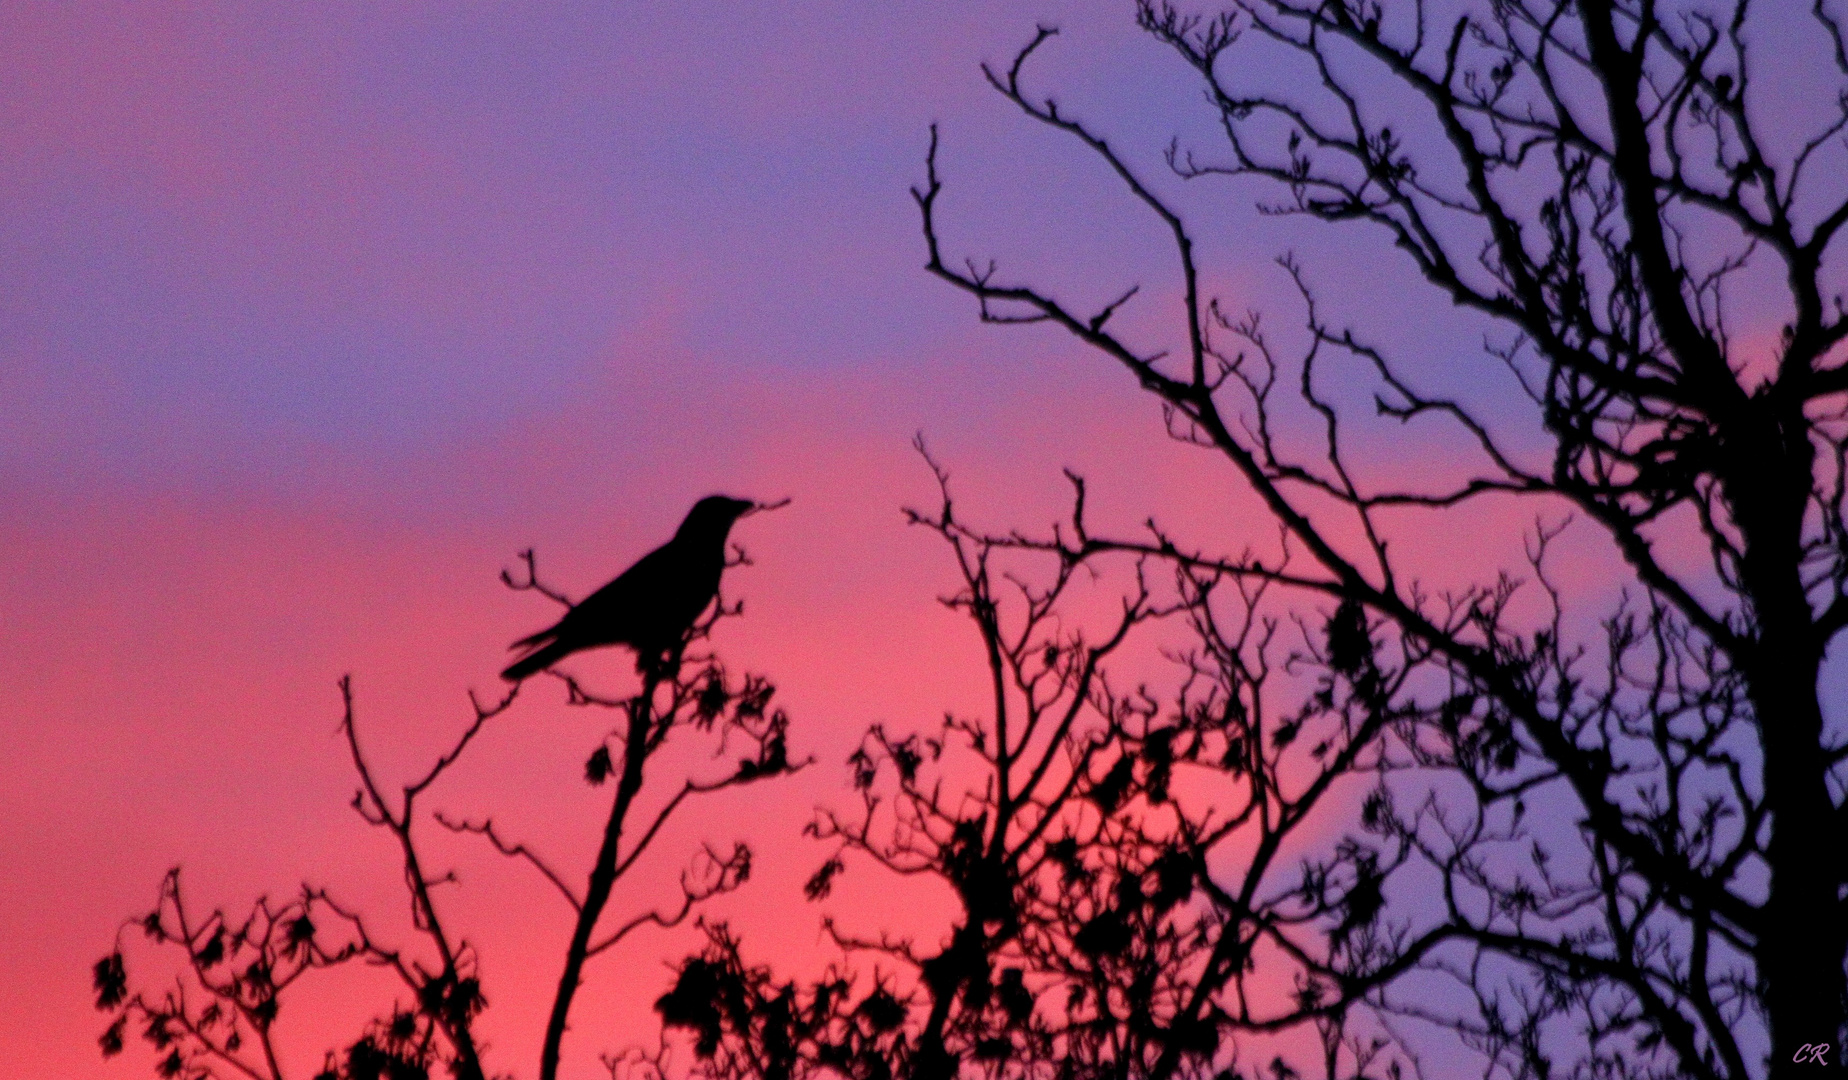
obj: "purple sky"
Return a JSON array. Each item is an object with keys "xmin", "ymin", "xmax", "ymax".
[{"xmin": 0, "ymin": 3, "xmax": 1728, "ymax": 1078}]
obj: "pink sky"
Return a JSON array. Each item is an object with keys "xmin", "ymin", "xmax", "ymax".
[{"xmin": 0, "ymin": 4, "xmax": 1656, "ymax": 1077}]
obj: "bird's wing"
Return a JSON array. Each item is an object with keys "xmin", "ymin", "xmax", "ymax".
[{"xmin": 552, "ymin": 540, "xmax": 682, "ymax": 641}]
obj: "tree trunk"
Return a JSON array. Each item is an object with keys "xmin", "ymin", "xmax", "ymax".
[
  {"xmin": 1731, "ymin": 416, "xmax": 1846, "ymax": 1077},
  {"xmin": 539, "ymin": 684, "xmax": 656, "ymax": 1080}
]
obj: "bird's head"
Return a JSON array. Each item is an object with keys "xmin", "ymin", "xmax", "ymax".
[{"xmin": 678, "ymin": 495, "xmax": 757, "ymax": 540}]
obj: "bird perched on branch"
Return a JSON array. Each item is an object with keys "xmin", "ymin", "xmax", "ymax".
[{"xmin": 501, "ymin": 495, "xmax": 756, "ymax": 682}]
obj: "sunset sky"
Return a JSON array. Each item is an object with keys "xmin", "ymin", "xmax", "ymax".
[{"xmin": 0, "ymin": 4, "xmax": 1744, "ymax": 1078}]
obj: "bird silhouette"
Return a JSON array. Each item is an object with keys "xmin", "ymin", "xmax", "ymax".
[{"xmin": 501, "ymin": 495, "xmax": 755, "ymax": 682}]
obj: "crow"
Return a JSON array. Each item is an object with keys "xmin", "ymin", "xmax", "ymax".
[{"xmin": 501, "ymin": 495, "xmax": 755, "ymax": 682}]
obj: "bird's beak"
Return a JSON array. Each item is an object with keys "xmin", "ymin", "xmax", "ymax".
[{"xmin": 738, "ymin": 496, "xmax": 789, "ymax": 518}]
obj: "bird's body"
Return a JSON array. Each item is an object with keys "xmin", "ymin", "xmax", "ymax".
[{"xmin": 501, "ymin": 495, "xmax": 754, "ymax": 682}]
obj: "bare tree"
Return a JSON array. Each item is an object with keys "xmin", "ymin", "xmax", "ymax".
[
  {"xmin": 93, "ymin": 548, "xmax": 800, "ymax": 1080},
  {"xmin": 647, "ymin": 451, "xmax": 1451, "ymax": 1080},
  {"xmin": 894, "ymin": 0, "xmax": 1848, "ymax": 1076}
]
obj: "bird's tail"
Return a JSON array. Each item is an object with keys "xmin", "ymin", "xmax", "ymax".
[
  {"xmin": 502, "ymin": 636, "xmax": 569, "ymax": 682},
  {"xmin": 510, "ymin": 626, "xmax": 555, "ymax": 650}
]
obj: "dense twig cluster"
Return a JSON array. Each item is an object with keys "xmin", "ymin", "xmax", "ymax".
[
  {"xmin": 649, "ymin": 453, "xmax": 1460, "ymax": 1080},
  {"xmin": 893, "ymin": 0, "xmax": 1848, "ymax": 1076}
]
